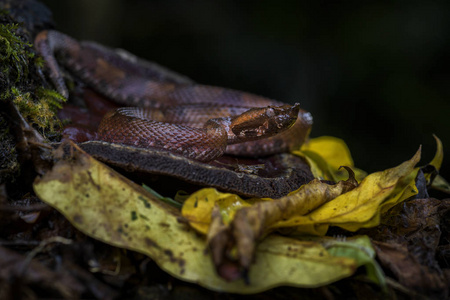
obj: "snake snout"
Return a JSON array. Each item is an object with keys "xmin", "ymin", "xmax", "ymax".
[{"xmin": 272, "ymin": 102, "xmax": 300, "ymax": 129}]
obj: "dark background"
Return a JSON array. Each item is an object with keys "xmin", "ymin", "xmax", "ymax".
[{"xmin": 41, "ymin": 0, "xmax": 450, "ymax": 178}]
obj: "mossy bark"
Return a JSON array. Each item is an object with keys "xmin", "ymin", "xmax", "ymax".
[{"xmin": 0, "ymin": 1, "xmax": 62, "ymax": 184}]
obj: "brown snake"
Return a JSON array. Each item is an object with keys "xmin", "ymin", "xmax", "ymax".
[{"xmin": 35, "ymin": 30, "xmax": 312, "ymax": 161}]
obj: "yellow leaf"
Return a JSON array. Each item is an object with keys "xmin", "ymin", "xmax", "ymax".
[
  {"xmin": 293, "ymin": 148, "xmax": 421, "ymax": 233},
  {"xmin": 301, "ymin": 136, "xmax": 355, "ymax": 168},
  {"xmin": 183, "ymin": 174, "xmax": 357, "ymax": 238},
  {"xmin": 181, "ymin": 188, "xmax": 255, "ymax": 235},
  {"xmin": 431, "ymin": 175, "xmax": 450, "ymax": 194},
  {"xmin": 294, "ymin": 136, "xmax": 367, "ymax": 182},
  {"xmin": 429, "ymin": 135, "xmax": 443, "ymax": 170},
  {"xmin": 183, "ymin": 146, "xmax": 423, "ymax": 239},
  {"xmin": 247, "ymin": 235, "xmax": 357, "ymax": 288},
  {"xmin": 33, "ymin": 144, "xmax": 356, "ymax": 293}
]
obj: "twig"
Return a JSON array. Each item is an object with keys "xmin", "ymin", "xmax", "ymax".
[{"xmin": 19, "ymin": 236, "xmax": 73, "ymax": 276}]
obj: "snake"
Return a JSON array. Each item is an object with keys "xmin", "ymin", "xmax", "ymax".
[{"xmin": 35, "ymin": 30, "xmax": 312, "ymax": 162}]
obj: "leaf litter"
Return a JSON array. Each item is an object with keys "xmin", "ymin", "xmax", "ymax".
[{"xmin": 32, "ymin": 136, "xmax": 449, "ymax": 296}]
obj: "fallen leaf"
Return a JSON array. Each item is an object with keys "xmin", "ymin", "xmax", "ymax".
[
  {"xmin": 199, "ymin": 169, "xmax": 358, "ymax": 278},
  {"xmin": 33, "ymin": 138, "xmax": 442, "ymax": 289},
  {"xmin": 289, "ymin": 148, "xmax": 421, "ymax": 233},
  {"xmin": 373, "ymin": 241, "xmax": 447, "ymax": 297},
  {"xmin": 366, "ymin": 197, "xmax": 450, "ymax": 297},
  {"xmin": 184, "ymin": 148, "xmax": 423, "ymax": 279},
  {"xmin": 181, "ymin": 188, "xmax": 256, "ymax": 235},
  {"xmin": 33, "ymin": 142, "xmax": 357, "ymax": 293},
  {"xmin": 431, "ymin": 175, "xmax": 450, "ymax": 194},
  {"xmin": 315, "ymin": 235, "xmax": 386, "ymax": 289},
  {"xmin": 294, "ymin": 136, "xmax": 367, "ymax": 182},
  {"xmin": 424, "ymin": 135, "xmax": 450, "ymax": 193},
  {"xmin": 245, "ymin": 235, "xmax": 357, "ymax": 288},
  {"xmin": 429, "ymin": 135, "xmax": 443, "ymax": 171}
]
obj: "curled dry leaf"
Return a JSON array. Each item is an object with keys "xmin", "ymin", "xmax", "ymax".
[
  {"xmin": 32, "ymin": 142, "xmax": 357, "ymax": 293},
  {"xmin": 369, "ymin": 197, "xmax": 450, "ymax": 297},
  {"xmin": 205, "ymin": 168, "xmax": 358, "ymax": 280}
]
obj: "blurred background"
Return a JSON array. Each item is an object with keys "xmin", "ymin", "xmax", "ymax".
[{"xmin": 41, "ymin": 0, "xmax": 449, "ymax": 179}]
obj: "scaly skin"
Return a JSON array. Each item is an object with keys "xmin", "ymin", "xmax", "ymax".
[{"xmin": 35, "ymin": 30, "xmax": 313, "ymax": 161}]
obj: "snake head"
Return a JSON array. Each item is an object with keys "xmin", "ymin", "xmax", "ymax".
[{"xmin": 231, "ymin": 103, "xmax": 300, "ymax": 140}]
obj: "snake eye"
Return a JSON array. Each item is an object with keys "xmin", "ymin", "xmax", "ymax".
[{"xmin": 265, "ymin": 108, "xmax": 275, "ymax": 117}]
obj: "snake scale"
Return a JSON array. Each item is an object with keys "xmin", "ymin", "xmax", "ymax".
[{"xmin": 35, "ymin": 30, "xmax": 312, "ymax": 161}]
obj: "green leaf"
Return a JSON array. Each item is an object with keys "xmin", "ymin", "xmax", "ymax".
[{"xmin": 319, "ymin": 236, "xmax": 386, "ymax": 289}]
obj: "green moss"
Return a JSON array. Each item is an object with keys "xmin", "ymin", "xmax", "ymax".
[
  {"xmin": 34, "ymin": 55, "xmax": 45, "ymax": 69},
  {"xmin": 0, "ymin": 11, "xmax": 66, "ymax": 138},
  {"xmin": 0, "ymin": 22, "xmax": 34, "ymax": 84},
  {"xmin": 0, "ymin": 10, "xmax": 65, "ymax": 182},
  {"xmin": 11, "ymin": 86, "xmax": 66, "ymax": 135}
]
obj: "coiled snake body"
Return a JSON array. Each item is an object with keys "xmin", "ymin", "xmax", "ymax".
[{"xmin": 35, "ymin": 30, "xmax": 312, "ymax": 161}]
